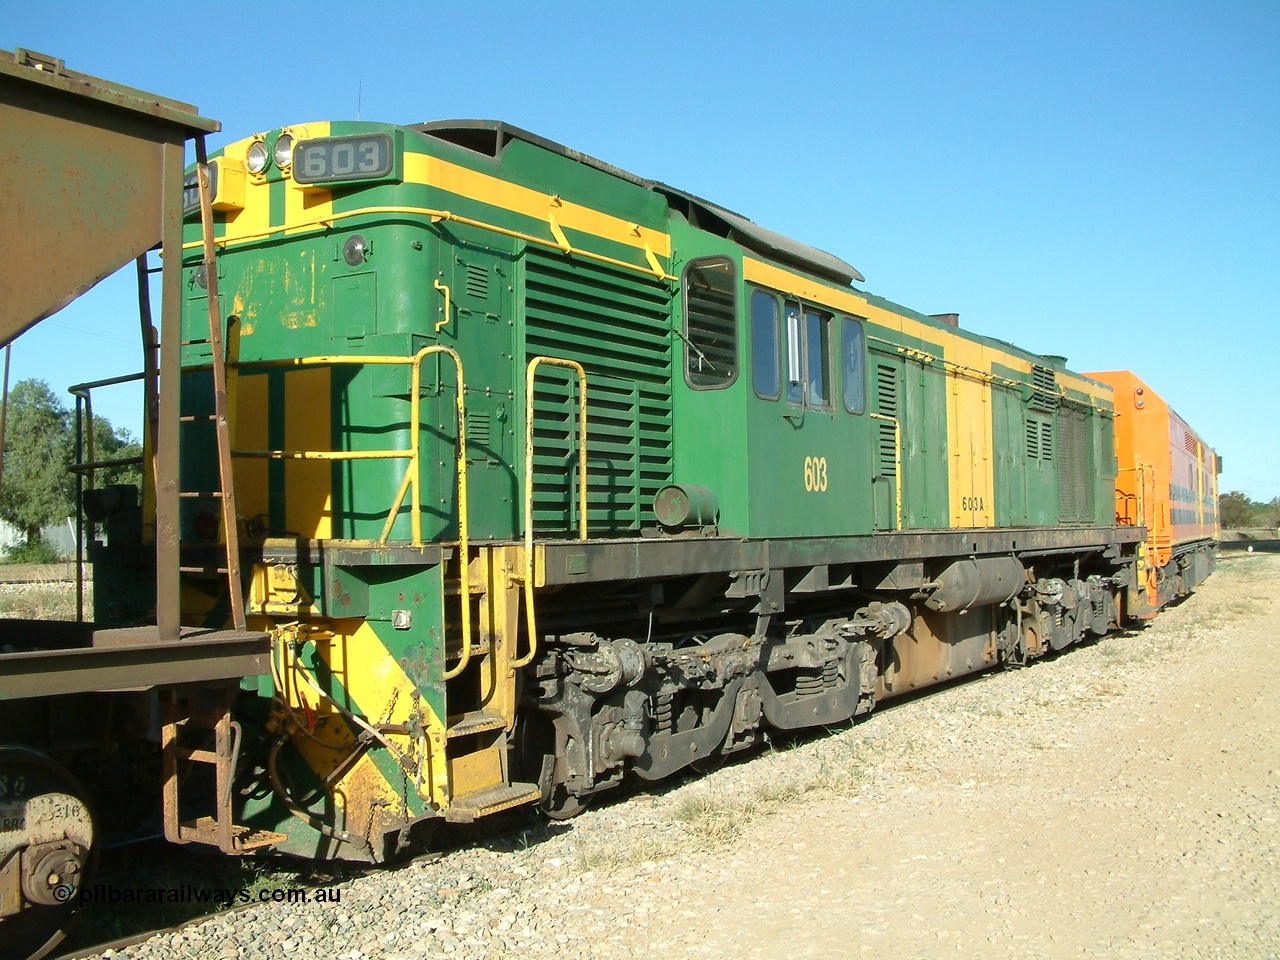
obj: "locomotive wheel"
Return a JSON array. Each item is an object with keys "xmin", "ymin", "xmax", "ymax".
[
  {"xmin": 540, "ymin": 779, "xmax": 593, "ymax": 821},
  {"xmin": 688, "ymin": 750, "xmax": 727, "ymax": 775},
  {"xmin": 512, "ymin": 712, "xmax": 593, "ymax": 821},
  {"xmin": 0, "ymin": 747, "xmax": 98, "ymax": 960}
]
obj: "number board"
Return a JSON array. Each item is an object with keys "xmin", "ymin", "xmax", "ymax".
[
  {"xmin": 182, "ymin": 163, "xmax": 218, "ymax": 214},
  {"xmin": 293, "ymin": 133, "xmax": 400, "ymax": 186}
]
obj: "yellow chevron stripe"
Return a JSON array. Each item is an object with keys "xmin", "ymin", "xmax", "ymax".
[
  {"xmin": 286, "ymin": 618, "xmax": 449, "ymax": 814},
  {"xmin": 402, "ymin": 152, "xmax": 671, "ymax": 259}
]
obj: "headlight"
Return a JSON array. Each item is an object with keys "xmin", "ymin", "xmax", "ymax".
[
  {"xmin": 274, "ymin": 134, "xmax": 294, "ymax": 170},
  {"xmin": 246, "ymin": 140, "xmax": 269, "ymax": 175},
  {"xmin": 343, "ymin": 234, "xmax": 369, "ymax": 266}
]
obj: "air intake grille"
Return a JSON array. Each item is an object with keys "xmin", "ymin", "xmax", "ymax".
[{"xmin": 876, "ymin": 363, "xmax": 898, "ymax": 416}]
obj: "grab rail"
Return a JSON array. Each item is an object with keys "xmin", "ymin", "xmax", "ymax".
[
  {"xmin": 519, "ymin": 357, "xmax": 588, "ymax": 670},
  {"xmin": 231, "ymin": 345, "xmax": 474, "ymax": 679}
]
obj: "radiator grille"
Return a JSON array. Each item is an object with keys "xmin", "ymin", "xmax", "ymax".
[
  {"xmin": 524, "ymin": 248, "xmax": 673, "ymax": 535},
  {"xmin": 875, "ymin": 363, "xmax": 899, "ymax": 478}
]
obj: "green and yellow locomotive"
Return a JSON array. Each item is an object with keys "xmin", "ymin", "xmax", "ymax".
[
  {"xmin": 81, "ymin": 118, "xmax": 1172, "ymax": 860},
  {"xmin": 5, "ymin": 44, "xmax": 1221, "ymax": 958}
]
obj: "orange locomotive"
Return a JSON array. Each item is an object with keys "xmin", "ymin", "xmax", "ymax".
[{"xmin": 1087, "ymin": 370, "xmax": 1220, "ymax": 616}]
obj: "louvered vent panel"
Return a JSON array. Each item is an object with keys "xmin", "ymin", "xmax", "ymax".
[
  {"xmin": 877, "ymin": 421, "xmax": 897, "ymax": 478},
  {"xmin": 1025, "ymin": 418, "xmax": 1040, "ymax": 460},
  {"xmin": 1041, "ymin": 421, "xmax": 1053, "ymax": 461},
  {"xmin": 1029, "ymin": 364, "xmax": 1060, "ymax": 413},
  {"xmin": 465, "ymin": 410, "xmax": 491, "ymax": 450},
  {"xmin": 524, "ymin": 248, "xmax": 673, "ymax": 536},
  {"xmin": 1085, "ymin": 426, "xmax": 1097, "ymax": 518},
  {"xmin": 876, "ymin": 364, "xmax": 898, "ymax": 417},
  {"xmin": 465, "ymin": 263, "xmax": 489, "ymax": 301}
]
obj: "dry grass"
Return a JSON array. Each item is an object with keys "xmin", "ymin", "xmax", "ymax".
[
  {"xmin": 669, "ymin": 737, "xmax": 879, "ymax": 849},
  {"xmin": 0, "ymin": 579, "xmax": 87, "ymax": 620}
]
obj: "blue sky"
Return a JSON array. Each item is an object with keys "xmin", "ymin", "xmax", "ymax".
[{"xmin": 5, "ymin": 1, "xmax": 1278, "ymax": 498}]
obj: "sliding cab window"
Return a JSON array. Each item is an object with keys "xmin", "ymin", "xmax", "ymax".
[
  {"xmin": 751, "ymin": 288, "xmax": 781, "ymax": 400},
  {"xmin": 683, "ymin": 257, "xmax": 738, "ymax": 388},
  {"xmin": 841, "ymin": 316, "xmax": 867, "ymax": 414},
  {"xmin": 784, "ymin": 301, "xmax": 833, "ymax": 407}
]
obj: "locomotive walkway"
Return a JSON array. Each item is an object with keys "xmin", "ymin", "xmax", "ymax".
[{"xmin": 69, "ymin": 553, "xmax": 1279, "ymax": 960}]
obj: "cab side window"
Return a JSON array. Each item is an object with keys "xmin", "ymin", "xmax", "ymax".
[
  {"xmin": 784, "ymin": 300, "xmax": 832, "ymax": 408},
  {"xmin": 751, "ymin": 288, "xmax": 780, "ymax": 400},
  {"xmin": 841, "ymin": 317, "xmax": 866, "ymax": 414},
  {"xmin": 683, "ymin": 257, "xmax": 737, "ymax": 388},
  {"xmin": 806, "ymin": 309, "xmax": 831, "ymax": 407}
]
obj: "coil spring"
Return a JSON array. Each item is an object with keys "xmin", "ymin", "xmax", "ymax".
[
  {"xmin": 795, "ymin": 671, "xmax": 824, "ymax": 698},
  {"xmin": 823, "ymin": 658, "xmax": 840, "ymax": 688},
  {"xmin": 653, "ymin": 694, "xmax": 674, "ymax": 733}
]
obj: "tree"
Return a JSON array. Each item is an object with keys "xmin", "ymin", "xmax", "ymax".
[
  {"xmin": 89, "ymin": 415, "xmax": 143, "ymax": 491},
  {"xmin": 1219, "ymin": 490, "xmax": 1253, "ymax": 528},
  {"xmin": 0, "ymin": 379, "xmax": 74, "ymax": 544},
  {"xmin": 0, "ymin": 378, "xmax": 143, "ymax": 549},
  {"xmin": 1218, "ymin": 491, "xmax": 1280, "ymax": 530}
]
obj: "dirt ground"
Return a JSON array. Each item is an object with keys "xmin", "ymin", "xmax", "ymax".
[
  {"xmin": 68, "ymin": 553, "xmax": 1279, "ymax": 960},
  {"xmin": 570, "ymin": 552, "xmax": 1280, "ymax": 960}
]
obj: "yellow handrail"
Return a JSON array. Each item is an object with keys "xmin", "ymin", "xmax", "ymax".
[
  {"xmin": 433, "ymin": 279, "xmax": 452, "ymax": 335},
  {"xmin": 869, "ymin": 412, "xmax": 902, "ymax": 531},
  {"xmin": 230, "ymin": 345, "xmax": 475, "ymax": 679},
  {"xmin": 517, "ymin": 357, "xmax": 588, "ymax": 670}
]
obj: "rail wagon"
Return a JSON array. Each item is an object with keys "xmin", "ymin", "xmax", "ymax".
[
  {"xmin": 0, "ymin": 48, "xmax": 269, "ymax": 960},
  {"xmin": 1, "ymin": 91, "xmax": 1221, "ymax": 957}
]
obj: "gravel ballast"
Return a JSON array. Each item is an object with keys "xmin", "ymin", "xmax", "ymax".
[{"xmin": 75, "ymin": 552, "xmax": 1279, "ymax": 960}]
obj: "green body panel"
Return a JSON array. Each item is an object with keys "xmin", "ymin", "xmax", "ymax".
[
  {"xmin": 669, "ymin": 223, "xmax": 751, "ymax": 534},
  {"xmin": 991, "ymin": 381, "xmax": 1030, "ymax": 526}
]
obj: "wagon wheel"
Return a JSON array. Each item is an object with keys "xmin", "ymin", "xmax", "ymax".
[{"xmin": 0, "ymin": 747, "xmax": 98, "ymax": 960}]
